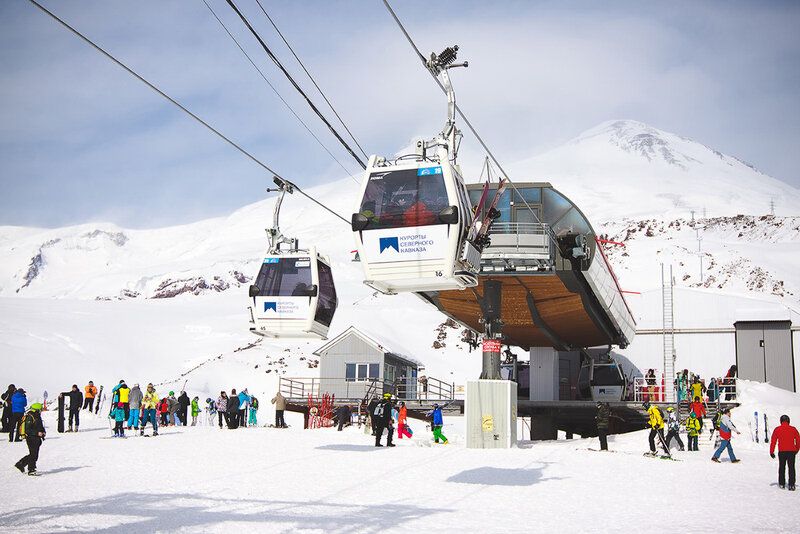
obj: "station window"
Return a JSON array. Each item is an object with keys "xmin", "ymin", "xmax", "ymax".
[{"xmin": 345, "ymin": 363, "xmax": 380, "ymax": 382}]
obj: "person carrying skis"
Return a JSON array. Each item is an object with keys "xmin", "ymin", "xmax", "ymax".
[
  {"xmin": 216, "ymin": 391, "xmax": 228, "ymax": 429},
  {"xmin": 373, "ymin": 393, "xmax": 395, "ymax": 447},
  {"xmin": 427, "ymin": 403, "xmax": 448, "ymax": 445},
  {"xmin": 689, "ymin": 396, "xmax": 706, "ymax": 430},
  {"xmin": 83, "ymin": 381, "xmax": 97, "ymax": 411},
  {"xmin": 111, "ymin": 402, "xmax": 126, "ymax": 437},
  {"xmin": 595, "ymin": 402, "xmax": 611, "ymax": 451},
  {"xmin": 664, "ymin": 407, "xmax": 685, "ymax": 452},
  {"xmin": 9, "ymin": 388, "xmax": 27, "ymax": 442},
  {"xmin": 141, "ymin": 383, "xmax": 159, "ymax": 436},
  {"xmin": 13, "ymin": 402, "xmax": 45, "ymax": 475},
  {"xmin": 644, "ymin": 400, "xmax": 666, "ymax": 455},
  {"xmin": 59, "ymin": 384, "xmax": 83, "ymax": 432},
  {"xmin": 711, "ymin": 406, "xmax": 741, "ymax": 463},
  {"xmin": 271, "ymin": 391, "xmax": 287, "ymax": 428},
  {"xmin": 127, "ymin": 384, "xmax": 143, "ymax": 431},
  {"xmin": 769, "ymin": 414, "xmax": 800, "ymax": 490},
  {"xmin": 191, "ymin": 396, "xmax": 200, "ymax": 426},
  {"xmin": 686, "ymin": 412, "xmax": 701, "ymax": 451}
]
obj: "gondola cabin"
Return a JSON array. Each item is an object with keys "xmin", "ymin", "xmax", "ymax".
[
  {"xmin": 248, "ymin": 246, "xmax": 337, "ymax": 339},
  {"xmin": 351, "ymin": 148, "xmax": 480, "ymax": 294},
  {"xmin": 578, "ymin": 357, "xmax": 626, "ymax": 402}
]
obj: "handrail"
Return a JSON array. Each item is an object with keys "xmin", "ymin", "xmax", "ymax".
[{"xmin": 279, "ymin": 376, "xmax": 455, "ymax": 401}]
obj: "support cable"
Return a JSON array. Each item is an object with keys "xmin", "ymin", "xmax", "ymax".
[
  {"xmin": 27, "ymin": 0, "xmax": 350, "ymax": 226},
  {"xmin": 225, "ymin": 0, "xmax": 367, "ymax": 170},
  {"xmin": 255, "ymin": 0, "xmax": 369, "ymax": 161}
]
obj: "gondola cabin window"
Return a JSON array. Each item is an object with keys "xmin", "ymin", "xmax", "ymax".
[
  {"xmin": 254, "ymin": 257, "xmax": 312, "ymax": 297},
  {"xmin": 358, "ymin": 167, "xmax": 450, "ymax": 230}
]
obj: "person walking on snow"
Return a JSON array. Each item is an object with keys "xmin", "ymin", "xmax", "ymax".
[
  {"xmin": 373, "ymin": 393, "xmax": 395, "ymax": 447},
  {"xmin": 111, "ymin": 402, "xmax": 126, "ymax": 437},
  {"xmin": 769, "ymin": 414, "xmax": 800, "ymax": 490},
  {"xmin": 191, "ymin": 396, "xmax": 200, "ymax": 426},
  {"xmin": 595, "ymin": 402, "xmax": 611, "ymax": 451},
  {"xmin": 238, "ymin": 389, "xmax": 250, "ymax": 428},
  {"xmin": 664, "ymin": 407, "xmax": 685, "ymax": 451},
  {"xmin": 127, "ymin": 384, "xmax": 143, "ymax": 431},
  {"xmin": 178, "ymin": 391, "xmax": 190, "ymax": 426},
  {"xmin": 141, "ymin": 383, "xmax": 159, "ymax": 436},
  {"xmin": 13, "ymin": 402, "xmax": 45, "ymax": 476},
  {"xmin": 59, "ymin": 385, "xmax": 83, "ymax": 432},
  {"xmin": 1, "ymin": 384, "xmax": 16, "ymax": 433},
  {"xmin": 248, "ymin": 396, "xmax": 258, "ymax": 426},
  {"xmin": 9, "ymin": 388, "xmax": 27, "ymax": 442},
  {"xmin": 644, "ymin": 400, "xmax": 666, "ymax": 455},
  {"xmin": 397, "ymin": 402, "xmax": 412, "ymax": 439},
  {"xmin": 271, "ymin": 391, "xmax": 287, "ymax": 428},
  {"xmin": 427, "ymin": 403, "xmax": 448, "ymax": 444},
  {"xmin": 83, "ymin": 381, "xmax": 97, "ymax": 411},
  {"xmin": 712, "ymin": 407, "xmax": 741, "ymax": 463},
  {"xmin": 686, "ymin": 412, "xmax": 701, "ymax": 451},
  {"xmin": 216, "ymin": 391, "xmax": 228, "ymax": 429}
]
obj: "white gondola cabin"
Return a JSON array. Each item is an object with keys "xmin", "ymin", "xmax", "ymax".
[
  {"xmin": 351, "ymin": 147, "xmax": 480, "ymax": 294},
  {"xmin": 248, "ymin": 246, "xmax": 338, "ymax": 339}
]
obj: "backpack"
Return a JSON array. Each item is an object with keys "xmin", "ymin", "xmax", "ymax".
[
  {"xmin": 19, "ymin": 411, "xmax": 36, "ymax": 439},
  {"xmin": 711, "ymin": 412, "xmax": 721, "ymax": 430},
  {"xmin": 373, "ymin": 402, "xmax": 385, "ymax": 418}
]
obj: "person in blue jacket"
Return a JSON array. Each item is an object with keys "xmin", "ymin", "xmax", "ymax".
[
  {"xmin": 238, "ymin": 389, "xmax": 251, "ymax": 428},
  {"xmin": 9, "ymin": 388, "xmax": 27, "ymax": 442},
  {"xmin": 111, "ymin": 402, "xmax": 126, "ymax": 437},
  {"xmin": 426, "ymin": 403, "xmax": 448, "ymax": 444}
]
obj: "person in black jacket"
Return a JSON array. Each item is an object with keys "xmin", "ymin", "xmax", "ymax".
[
  {"xmin": 178, "ymin": 391, "xmax": 190, "ymax": 426},
  {"xmin": 373, "ymin": 393, "xmax": 395, "ymax": 447},
  {"xmin": 14, "ymin": 402, "xmax": 45, "ymax": 476},
  {"xmin": 1, "ymin": 384, "xmax": 16, "ymax": 432},
  {"xmin": 226, "ymin": 389, "xmax": 240, "ymax": 429},
  {"xmin": 595, "ymin": 402, "xmax": 611, "ymax": 451},
  {"xmin": 60, "ymin": 385, "xmax": 83, "ymax": 432},
  {"xmin": 336, "ymin": 405, "xmax": 351, "ymax": 431}
]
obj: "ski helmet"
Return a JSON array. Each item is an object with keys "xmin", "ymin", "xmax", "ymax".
[
  {"xmin": 666, "ymin": 407, "xmax": 674, "ymax": 412},
  {"xmin": 30, "ymin": 403, "xmax": 43, "ymax": 411},
  {"xmin": 169, "ymin": 391, "xmax": 174, "ymax": 396},
  {"xmin": 780, "ymin": 414, "xmax": 790, "ymax": 424},
  {"xmin": 689, "ymin": 412, "xmax": 696, "ymax": 418}
]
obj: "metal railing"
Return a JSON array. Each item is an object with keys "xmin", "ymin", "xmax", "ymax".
[
  {"xmin": 480, "ymin": 222, "xmax": 556, "ymax": 272},
  {"xmin": 633, "ymin": 375, "xmax": 737, "ymax": 403},
  {"xmin": 279, "ymin": 376, "xmax": 455, "ymax": 402}
]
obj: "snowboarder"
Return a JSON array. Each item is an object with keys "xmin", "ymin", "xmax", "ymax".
[
  {"xmin": 127, "ymin": 384, "xmax": 143, "ymax": 431},
  {"xmin": 711, "ymin": 406, "xmax": 741, "ymax": 463},
  {"xmin": 1, "ymin": 384, "xmax": 16, "ymax": 433},
  {"xmin": 13, "ymin": 402, "xmax": 45, "ymax": 475},
  {"xmin": 9, "ymin": 388, "xmax": 27, "ymax": 442},
  {"xmin": 141, "ymin": 383, "xmax": 159, "ymax": 436},
  {"xmin": 216, "ymin": 391, "xmax": 228, "ymax": 429},
  {"xmin": 664, "ymin": 407, "xmax": 685, "ymax": 451},
  {"xmin": 769, "ymin": 414, "xmax": 800, "ymax": 490},
  {"xmin": 686, "ymin": 412, "xmax": 701, "ymax": 451},
  {"xmin": 427, "ymin": 403, "xmax": 448, "ymax": 445},
  {"xmin": 595, "ymin": 402, "xmax": 610, "ymax": 451},
  {"xmin": 191, "ymin": 396, "xmax": 200, "ymax": 426},
  {"xmin": 59, "ymin": 384, "xmax": 83, "ymax": 432},
  {"xmin": 271, "ymin": 390, "xmax": 287, "ymax": 428},
  {"xmin": 111, "ymin": 402, "xmax": 126, "ymax": 437},
  {"xmin": 83, "ymin": 381, "xmax": 97, "ymax": 411},
  {"xmin": 373, "ymin": 393, "xmax": 395, "ymax": 447},
  {"xmin": 644, "ymin": 400, "xmax": 666, "ymax": 455}
]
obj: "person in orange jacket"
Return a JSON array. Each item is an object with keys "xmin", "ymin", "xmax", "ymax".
[
  {"xmin": 769, "ymin": 414, "xmax": 800, "ymax": 490},
  {"xmin": 83, "ymin": 381, "xmax": 98, "ymax": 411},
  {"xmin": 397, "ymin": 402, "xmax": 412, "ymax": 439}
]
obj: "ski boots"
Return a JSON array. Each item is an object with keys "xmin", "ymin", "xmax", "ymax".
[
  {"xmin": 27, "ymin": 471, "xmax": 39, "ymax": 476},
  {"xmin": 779, "ymin": 484, "xmax": 786, "ymax": 490}
]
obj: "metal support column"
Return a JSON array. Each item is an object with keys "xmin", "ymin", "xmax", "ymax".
[{"xmin": 480, "ymin": 280, "xmax": 504, "ymax": 380}]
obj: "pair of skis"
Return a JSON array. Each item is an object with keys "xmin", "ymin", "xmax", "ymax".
[
  {"xmin": 466, "ymin": 178, "xmax": 507, "ymax": 251},
  {"xmin": 755, "ymin": 411, "xmax": 768, "ymax": 443}
]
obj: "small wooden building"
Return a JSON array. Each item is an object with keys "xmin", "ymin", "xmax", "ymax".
[{"xmin": 314, "ymin": 326, "xmax": 422, "ymax": 400}]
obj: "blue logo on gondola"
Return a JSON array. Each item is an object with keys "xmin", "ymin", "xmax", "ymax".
[
  {"xmin": 417, "ymin": 167, "xmax": 442, "ymax": 176},
  {"xmin": 264, "ymin": 302, "xmax": 277, "ymax": 312},
  {"xmin": 264, "ymin": 258, "xmax": 279, "ymax": 264},
  {"xmin": 379, "ymin": 237, "xmax": 399, "ymax": 253}
]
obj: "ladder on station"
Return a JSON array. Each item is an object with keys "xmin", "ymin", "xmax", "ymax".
[{"xmin": 662, "ymin": 264, "xmax": 676, "ymax": 403}]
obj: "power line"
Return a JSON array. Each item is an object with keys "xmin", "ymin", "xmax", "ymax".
[
  {"xmin": 202, "ymin": 0, "xmax": 360, "ymax": 184},
  {"xmin": 26, "ymin": 0, "xmax": 350, "ymax": 226},
  {"xmin": 225, "ymin": 0, "xmax": 367, "ymax": 170},
  {"xmin": 255, "ymin": 0, "xmax": 369, "ymax": 162}
]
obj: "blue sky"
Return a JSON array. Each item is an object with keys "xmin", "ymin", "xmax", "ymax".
[{"xmin": 1, "ymin": 0, "xmax": 799, "ymax": 228}]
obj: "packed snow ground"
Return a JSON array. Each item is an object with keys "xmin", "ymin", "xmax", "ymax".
[{"xmin": 1, "ymin": 381, "xmax": 799, "ymax": 533}]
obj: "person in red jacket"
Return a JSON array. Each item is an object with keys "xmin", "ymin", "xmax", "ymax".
[
  {"xmin": 689, "ymin": 397, "xmax": 706, "ymax": 430},
  {"xmin": 769, "ymin": 414, "xmax": 800, "ymax": 491}
]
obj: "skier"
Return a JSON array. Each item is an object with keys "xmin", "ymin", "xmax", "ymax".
[
  {"xmin": 643, "ymin": 400, "xmax": 666, "ymax": 455},
  {"xmin": 711, "ymin": 406, "xmax": 741, "ymax": 463},
  {"xmin": 397, "ymin": 402, "xmax": 412, "ymax": 439},
  {"xmin": 689, "ymin": 377, "xmax": 706, "ymax": 404},
  {"xmin": 686, "ymin": 412, "xmax": 701, "ymax": 451},
  {"xmin": 427, "ymin": 403, "xmax": 448, "ymax": 445},
  {"xmin": 1, "ymin": 384, "xmax": 16, "ymax": 433},
  {"xmin": 13, "ymin": 402, "xmax": 45, "ymax": 476},
  {"xmin": 111, "ymin": 402, "xmax": 126, "ymax": 437},
  {"xmin": 9, "ymin": 388, "xmax": 27, "ymax": 442},
  {"xmin": 595, "ymin": 402, "xmax": 610, "ymax": 451},
  {"xmin": 127, "ymin": 384, "xmax": 143, "ymax": 431},
  {"xmin": 178, "ymin": 391, "xmax": 190, "ymax": 426},
  {"xmin": 664, "ymin": 407, "xmax": 685, "ymax": 451},
  {"xmin": 271, "ymin": 390, "xmax": 287, "ymax": 428},
  {"xmin": 216, "ymin": 391, "xmax": 228, "ymax": 429},
  {"xmin": 191, "ymin": 396, "xmax": 200, "ymax": 426},
  {"xmin": 59, "ymin": 384, "xmax": 83, "ymax": 432},
  {"xmin": 769, "ymin": 414, "xmax": 800, "ymax": 490},
  {"xmin": 140, "ymin": 383, "xmax": 159, "ymax": 436},
  {"xmin": 82, "ymin": 381, "xmax": 97, "ymax": 411},
  {"xmin": 112, "ymin": 380, "xmax": 130, "ymax": 420},
  {"xmin": 373, "ymin": 393, "xmax": 395, "ymax": 447}
]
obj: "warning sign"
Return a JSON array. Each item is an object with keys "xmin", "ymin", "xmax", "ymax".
[
  {"xmin": 482, "ymin": 415, "xmax": 494, "ymax": 431},
  {"xmin": 482, "ymin": 339, "xmax": 502, "ymax": 353}
]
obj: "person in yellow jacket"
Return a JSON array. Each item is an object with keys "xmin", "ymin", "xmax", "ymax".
[
  {"xmin": 644, "ymin": 400, "xmax": 667, "ymax": 455},
  {"xmin": 689, "ymin": 378, "xmax": 706, "ymax": 403},
  {"xmin": 140, "ymin": 383, "xmax": 159, "ymax": 437},
  {"xmin": 686, "ymin": 412, "xmax": 701, "ymax": 451},
  {"xmin": 112, "ymin": 381, "xmax": 131, "ymax": 421}
]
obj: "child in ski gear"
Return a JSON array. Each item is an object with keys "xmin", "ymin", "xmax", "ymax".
[
  {"xmin": 689, "ymin": 397, "xmax": 706, "ymax": 429},
  {"xmin": 373, "ymin": 393, "xmax": 395, "ymax": 447},
  {"xmin": 83, "ymin": 381, "xmax": 97, "ymax": 411},
  {"xmin": 644, "ymin": 401, "xmax": 666, "ymax": 454},
  {"xmin": 60, "ymin": 384, "xmax": 83, "ymax": 432},
  {"xmin": 9, "ymin": 388, "xmax": 27, "ymax": 442},
  {"xmin": 112, "ymin": 381, "xmax": 130, "ymax": 420},
  {"xmin": 712, "ymin": 407, "xmax": 740, "ymax": 463},
  {"xmin": 427, "ymin": 403, "xmax": 448, "ymax": 444},
  {"xmin": 14, "ymin": 402, "xmax": 45, "ymax": 475},
  {"xmin": 191, "ymin": 396, "xmax": 200, "ymax": 426},
  {"xmin": 397, "ymin": 402, "xmax": 412, "ymax": 439},
  {"xmin": 141, "ymin": 384, "xmax": 159, "ymax": 436},
  {"xmin": 664, "ymin": 406, "xmax": 685, "ymax": 451},
  {"xmin": 596, "ymin": 402, "xmax": 610, "ymax": 450},
  {"xmin": 127, "ymin": 384, "xmax": 143, "ymax": 431},
  {"xmin": 111, "ymin": 402, "xmax": 126, "ymax": 437},
  {"xmin": 686, "ymin": 412, "xmax": 701, "ymax": 451},
  {"xmin": 158, "ymin": 397, "xmax": 169, "ymax": 426},
  {"xmin": 271, "ymin": 391, "xmax": 287, "ymax": 428},
  {"xmin": 248, "ymin": 396, "xmax": 258, "ymax": 426},
  {"xmin": 769, "ymin": 414, "xmax": 800, "ymax": 490}
]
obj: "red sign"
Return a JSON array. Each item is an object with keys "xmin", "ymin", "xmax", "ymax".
[{"xmin": 482, "ymin": 339, "xmax": 502, "ymax": 353}]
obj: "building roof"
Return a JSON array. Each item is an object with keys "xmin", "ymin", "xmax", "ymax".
[{"xmin": 313, "ymin": 326, "xmax": 423, "ymax": 367}]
